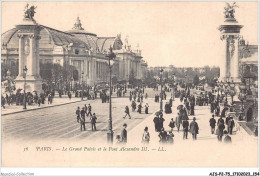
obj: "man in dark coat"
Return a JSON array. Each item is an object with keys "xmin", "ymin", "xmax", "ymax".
[
  {"xmin": 223, "ymin": 130, "xmax": 232, "ymax": 143},
  {"xmin": 80, "ymin": 107, "xmax": 86, "ymax": 131},
  {"xmin": 153, "ymin": 113, "xmax": 159, "ymax": 132},
  {"xmin": 209, "ymin": 114, "xmax": 216, "ymax": 134},
  {"xmin": 158, "ymin": 114, "xmax": 165, "ymax": 132},
  {"xmin": 228, "ymin": 117, "xmax": 235, "ymax": 135},
  {"xmin": 123, "ymin": 106, "xmax": 131, "ymax": 119},
  {"xmin": 217, "ymin": 117, "xmax": 224, "ymax": 126},
  {"xmin": 86, "ymin": 104, "xmax": 92, "ymax": 117},
  {"xmin": 76, "ymin": 106, "xmax": 80, "ymax": 123},
  {"xmin": 158, "ymin": 128, "xmax": 168, "ymax": 143},
  {"xmin": 91, "ymin": 113, "xmax": 97, "ymax": 131},
  {"xmin": 182, "ymin": 119, "xmax": 189, "ymax": 139},
  {"xmin": 217, "ymin": 122, "xmax": 225, "ymax": 141},
  {"xmin": 121, "ymin": 123, "xmax": 127, "ymax": 143},
  {"xmin": 189, "ymin": 117, "xmax": 199, "ymax": 140}
]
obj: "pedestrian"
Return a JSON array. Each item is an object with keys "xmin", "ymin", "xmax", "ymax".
[
  {"xmin": 209, "ymin": 114, "xmax": 216, "ymax": 134},
  {"xmin": 37, "ymin": 97, "xmax": 41, "ymax": 107},
  {"xmin": 131, "ymin": 101, "xmax": 136, "ymax": 112},
  {"xmin": 228, "ymin": 117, "xmax": 235, "ymax": 135},
  {"xmin": 167, "ymin": 131, "xmax": 174, "ymax": 144},
  {"xmin": 121, "ymin": 123, "xmax": 127, "ymax": 144},
  {"xmin": 216, "ymin": 122, "xmax": 225, "ymax": 142},
  {"xmin": 153, "ymin": 113, "xmax": 160, "ymax": 132},
  {"xmin": 168, "ymin": 118, "xmax": 175, "ymax": 132},
  {"xmin": 175, "ymin": 112, "xmax": 182, "ymax": 132},
  {"xmin": 123, "ymin": 105, "xmax": 131, "ymax": 119},
  {"xmin": 182, "ymin": 119, "xmax": 189, "ymax": 139},
  {"xmin": 217, "ymin": 116, "xmax": 224, "ymax": 126},
  {"xmin": 86, "ymin": 104, "xmax": 92, "ymax": 117},
  {"xmin": 142, "ymin": 126, "xmax": 150, "ymax": 144},
  {"xmin": 226, "ymin": 115, "xmax": 231, "ymax": 126},
  {"xmin": 80, "ymin": 107, "xmax": 86, "ymax": 131},
  {"xmin": 158, "ymin": 114, "xmax": 165, "ymax": 131},
  {"xmin": 137, "ymin": 103, "xmax": 142, "ymax": 114},
  {"xmin": 189, "ymin": 117, "xmax": 199, "ymax": 140},
  {"xmin": 223, "ymin": 130, "xmax": 232, "ymax": 143},
  {"xmin": 158, "ymin": 128, "xmax": 168, "ymax": 143},
  {"xmin": 143, "ymin": 103, "xmax": 149, "ymax": 114},
  {"xmin": 76, "ymin": 106, "xmax": 80, "ymax": 123},
  {"xmin": 91, "ymin": 113, "xmax": 97, "ymax": 131},
  {"xmin": 116, "ymin": 135, "xmax": 122, "ymax": 144}
]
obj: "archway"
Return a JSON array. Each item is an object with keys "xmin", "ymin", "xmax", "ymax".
[{"xmin": 246, "ymin": 107, "xmax": 253, "ymax": 122}]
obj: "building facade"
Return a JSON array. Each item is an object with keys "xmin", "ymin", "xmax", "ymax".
[{"xmin": 1, "ymin": 16, "xmax": 148, "ymax": 89}]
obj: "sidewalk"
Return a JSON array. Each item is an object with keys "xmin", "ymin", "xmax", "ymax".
[{"xmin": 1, "ymin": 96, "xmax": 83, "ymax": 116}]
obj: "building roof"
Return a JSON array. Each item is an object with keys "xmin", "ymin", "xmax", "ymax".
[{"xmin": 1, "ymin": 25, "xmax": 89, "ymax": 49}]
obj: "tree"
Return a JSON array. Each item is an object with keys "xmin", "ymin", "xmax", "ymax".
[
  {"xmin": 193, "ymin": 74, "xmax": 200, "ymax": 85},
  {"xmin": 129, "ymin": 69, "xmax": 136, "ymax": 86}
]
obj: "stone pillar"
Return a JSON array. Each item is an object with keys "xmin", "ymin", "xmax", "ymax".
[
  {"xmin": 18, "ymin": 34, "xmax": 24, "ymax": 76},
  {"xmin": 233, "ymin": 37, "xmax": 240, "ymax": 81},
  {"xmin": 15, "ymin": 18, "xmax": 43, "ymax": 93},
  {"xmin": 89, "ymin": 58, "xmax": 93, "ymax": 85},
  {"xmin": 219, "ymin": 17, "xmax": 243, "ymax": 83}
]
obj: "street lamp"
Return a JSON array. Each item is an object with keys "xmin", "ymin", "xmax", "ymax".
[
  {"xmin": 81, "ymin": 71, "xmax": 84, "ymax": 101},
  {"xmin": 159, "ymin": 68, "xmax": 164, "ymax": 112},
  {"xmin": 23, "ymin": 66, "xmax": 28, "ymax": 109},
  {"xmin": 106, "ymin": 46, "xmax": 116, "ymax": 143}
]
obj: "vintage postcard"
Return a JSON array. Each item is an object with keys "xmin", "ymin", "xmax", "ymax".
[{"xmin": 1, "ymin": 1, "xmax": 258, "ymax": 170}]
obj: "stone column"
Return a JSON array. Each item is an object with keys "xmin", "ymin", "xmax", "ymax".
[
  {"xmin": 18, "ymin": 34, "xmax": 24, "ymax": 76},
  {"xmin": 35, "ymin": 36, "xmax": 41, "ymax": 78},
  {"xmin": 233, "ymin": 36, "xmax": 240, "ymax": 80},
  {"xmin": 89, "ymin": 58, "xmax": 93, "ymax": 85}
]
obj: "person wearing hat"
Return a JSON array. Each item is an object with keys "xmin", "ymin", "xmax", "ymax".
[
  {"xmin": 158, "ymin": 127, "xmax": 168, "ymax": 143},
  {"xmin": 80, "ymin": 107, "xmax": 86, "ymax": 131},
  {"xmin": 116, "ymin": 135, "xmax": 121, "ymax": 144},
  {"xmin": 216, "ymin": 121, "xmax": 225, "ymax": 142},
  {"xmin": 121, "ymin": 123, "xmax": 127, "ymax": 143},
  {"xmin": 86, "ymin": 104, "xmax": 92, "ymax": 117},
  {"xmin": 123, "ymin": 105, "xmax": 131, "ymax": 119},
  {"xmin": 142, "ymin": 127, "xmax": 150, "ymax": 144},
  {"xmin": 223, "ymin": 130, "xmax": 232, "ymax": 143},
  {"xmin": 209, "ymin": 114, "xmax": 216, "ymax": 134},
  {"xmin": 168, "ymin": 118, "xmax": 175, "ymax": 132},
  {"xmin": 75, "ymin": 106, "xmax": 80, "ymax": 123},
  {"xmin": 228, "ymin": 117, "xmax": 235, "ymax": 135},
  {"xmin": 153, "ymin": 113, "xmax": 160, "ymax": 132},
  {"xmin": 182, "ymin": 118, "xmax": 189, "ymax": 139},
  {"xmin": 91, "ymin": 113, "xmax": 97, "ymax": 131},
  {"xmin": 167, "ymin": 130, "xmax": 174, "ymax": 144},
  {"xmin": 145, "ymin": 103, "xmax": 149, "ymax": 114},
  {"xmin": 189, "ymin": 117, "xmax": 199, "ymax": 140}
]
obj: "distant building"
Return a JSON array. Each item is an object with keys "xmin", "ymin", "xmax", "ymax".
[{"xmin": 1, "ymin": 16, "xmax": 148, "ymax": 86}]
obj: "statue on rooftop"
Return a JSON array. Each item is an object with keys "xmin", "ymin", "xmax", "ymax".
[
  {"xmin": 24, "ymin": 3, "xmax": 37, "ymax": 19},
  {"xmin": 224, "ymin": 2, "xmax": 239, "ymax": 19}
]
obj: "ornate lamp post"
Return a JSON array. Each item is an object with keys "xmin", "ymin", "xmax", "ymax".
[
  {"xmin": 159, "ymin": 68, "xmax": 164, "ymax": 112},
  {"xmin": 81, "ymin": 71, "xmax": 84, "ymax": 101},
  {"xmin": 106, "ymin": 46, "xmax": 116, "ymax": 143},
  {"xmin": 23, "ymin": 66, "xmax": 28, "ymax": 109}
]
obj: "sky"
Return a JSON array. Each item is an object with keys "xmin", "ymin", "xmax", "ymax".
[{"xmin": 1, "ymin": 1, "xmax": 258, "ymax": 67}]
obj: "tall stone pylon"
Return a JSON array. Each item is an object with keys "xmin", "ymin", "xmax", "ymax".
[
  {"xmin": 15, "ymin": 4, "xmax": 43, "ymax": 93},
  {"xmin": 218, "ymin": 2, "xmax": 243, "ymax": 83}
]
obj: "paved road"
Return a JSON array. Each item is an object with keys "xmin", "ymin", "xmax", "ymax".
[{"xmin": 2, "ymin": 89, "xmax": 163, "ymax": 143}]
